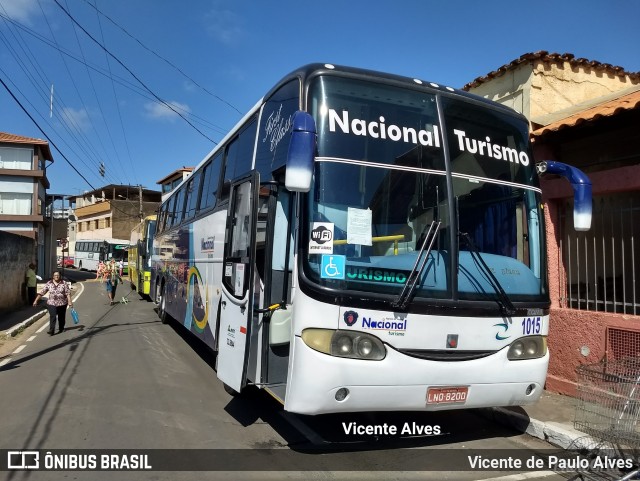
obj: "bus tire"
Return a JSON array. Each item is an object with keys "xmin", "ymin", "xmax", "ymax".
[
  {"xmin": 159, "ymin": 284, "xmax": 170, "ymax": 324},
  {"xmin": 223, "ymin": 383, "xmax": 239, "ymax": 396}
]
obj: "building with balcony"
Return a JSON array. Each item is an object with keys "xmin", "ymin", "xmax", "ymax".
[
  {"xmin": 70, "ymin": 185, "xmax": 161, "ymax": 254},
  {"xmin": 0, "ymin": 131, "xmax": 54, "ymax": 275},
  {"xmin": 157, "ymin": 167, "xmax": 193, "ymax": 201}
]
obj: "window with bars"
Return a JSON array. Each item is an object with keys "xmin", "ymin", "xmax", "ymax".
[{"xmin": 560, "ymin": 192, "xmax": 640, "ymax": 315}]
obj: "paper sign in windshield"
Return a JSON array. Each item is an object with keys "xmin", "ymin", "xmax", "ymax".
[{"xmin": 347, "ymin": 208, "xmax": 372, "ymax": 246}]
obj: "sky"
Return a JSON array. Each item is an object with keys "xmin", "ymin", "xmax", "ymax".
[{"xmin": 0, "ymin": 0, "xmax": 638, "ymax": 199}]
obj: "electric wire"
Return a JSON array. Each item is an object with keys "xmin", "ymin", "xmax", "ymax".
[
  {"xmin": 0, "ymin": 75, "xmax": 96, "ymax": 189},
  {"xmin": 52, "ymin": 0, "xmax": 218, "ymax": 144},
  {"xmin": 0, "ymin": 8, "xmax": 121, "ymax": 186},
  {"xmin": 0, "ymin": 10, "xmax": 229, "ymax": 137},
  {"xmin": 36, "ymin": 0, "xmax": 126, "ymax": 185},
  {"xmin": 90, "ymin": 0, "xmax": 137, "ymax": 185},
  {"xmin": 80, "ymin": 0, "xmax": 242, "ymax": 115}
]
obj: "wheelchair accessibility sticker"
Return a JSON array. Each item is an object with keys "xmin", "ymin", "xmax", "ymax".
[{"xmin": 321, "ymin": 255, "xmax": 346, "ymax": 280}]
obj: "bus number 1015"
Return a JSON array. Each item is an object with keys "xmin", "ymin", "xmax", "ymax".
[{"xmin": 521, "ymin": 317, "xmax": 542, "ymax": 335}]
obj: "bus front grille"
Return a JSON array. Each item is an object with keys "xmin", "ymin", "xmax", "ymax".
[{"xmin": 397, "ymin": 349, "xmax": 496, "ymax": 361}]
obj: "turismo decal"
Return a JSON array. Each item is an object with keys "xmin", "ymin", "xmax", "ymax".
[
  {"xmin": 325, "ymin": 107, "xmax": 531, "ymax": 167},
  {"xmin": 346, "ymin": 266, "xmax": 409, "ymax": 284},
  {"xmin": 452, "ymin": 129, "xmax": 530, "ymax": 166}
]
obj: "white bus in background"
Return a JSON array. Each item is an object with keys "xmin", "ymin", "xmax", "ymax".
[
  {"xmin": 75, "ymin": 239, "xmax": 129, "ymax": 272},
  {"xmin": 151, "ymin": 64, "xmax": 592, "ymax": 415}
]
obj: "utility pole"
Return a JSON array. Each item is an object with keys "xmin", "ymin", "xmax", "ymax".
[{"xmin": 138, "ymin": 184, "xmax": 143, "ymax": 220}]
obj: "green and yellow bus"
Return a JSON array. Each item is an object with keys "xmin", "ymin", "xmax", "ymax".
[{"xmin": 129, "ymin": 215, "xmax": 157, "ymax": 297}]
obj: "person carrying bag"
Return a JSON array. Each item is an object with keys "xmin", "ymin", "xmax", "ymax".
[
  {"xmin": 105, "ymin": 259, "xmax": 121, "ymax": 305},
  {"xmin": 33, "ymin": 271, "xmax": 73, "ymax": 335}
]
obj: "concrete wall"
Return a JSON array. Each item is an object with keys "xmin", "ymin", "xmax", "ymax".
[
  {"xmin": 0, "ymin": 231, "xmax": 36, "ymax": 311},
  {"xmin": 530, "ymin": 61, "xmax": 638, "ymax": 120},
  {"xmin": 464, "ymin": 67, "xmax": 533, "ymax": 118}
]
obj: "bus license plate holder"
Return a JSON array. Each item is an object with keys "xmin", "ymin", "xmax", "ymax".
[{"xmin": 426, "ymin": 386, "xmax": 468, "ymax": 405}]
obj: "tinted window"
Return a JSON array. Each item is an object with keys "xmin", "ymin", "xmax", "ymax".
[
  {"xmin": 223, "ymin": 117, "xmax": 258, "ymax": 184},
  {"xmin": 173, "ymin": 187, "xmax": 186, "ymax": 227},
  {"xmin": 184, "ymin": 171, "xmax": 201, "ymax": 219},
  {"xmin": 199, "ymin": 153, "xmax": 222, "ymax": 211}
]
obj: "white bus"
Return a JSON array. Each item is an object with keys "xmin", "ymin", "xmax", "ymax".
[
  {"xmin": 75, "ymin": 239, "xmax": 129, "ymax": 272},
  {"xmin": 150, "ymin": 64, "xmax": 592, "ymax": 415}
]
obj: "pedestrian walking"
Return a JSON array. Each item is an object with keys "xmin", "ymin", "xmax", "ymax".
[
  {"xmin": 33, "ymin": 271, "xmax": 73, "ymax": 335},
  {"xmin": 118, "ymin": 259, "xmax": 124, "ymax": 277},
  {"xmin": 25, "ymin": 262, "xmax": 38, "ymax": 306},
  {"xmin": 105, "ymin": 259, "xmax": 120, "ymax": 305},
  {"xmin": 96, "ymin": 261, "xmax": 106, "ymax": 282}
]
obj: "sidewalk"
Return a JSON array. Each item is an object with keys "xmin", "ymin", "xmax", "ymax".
[
  {"xmin": 0, "ymin": 279, "xmax": 80, "ymax": 339},
  {"xmin": 0, "ymin": 281, "xmax": 50, "ymax": 339},
  {"xmin": 0, "ymin": 297, "xmax": 589, "ymax": 449}
]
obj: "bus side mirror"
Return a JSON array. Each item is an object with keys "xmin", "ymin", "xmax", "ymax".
[
  {"xmin": 285, "ymin": 111, "xmax": 316, "ymax": 193},
  {"xmin": 537, "ymin": 161, "xmax": 592, "ymax": 231}
]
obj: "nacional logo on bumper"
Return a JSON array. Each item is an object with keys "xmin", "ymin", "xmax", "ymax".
[{"xmin": 362, "ymin": 316, "xmax": 407, "ymax": 336}]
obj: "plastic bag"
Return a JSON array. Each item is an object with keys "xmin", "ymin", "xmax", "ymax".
[{"xmin": 71, "ymin": 308, "xmax": 80, "ymax": 325}]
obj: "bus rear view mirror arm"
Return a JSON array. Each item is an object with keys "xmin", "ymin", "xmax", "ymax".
[
  {"xmin": 285, "ymin": 111, "xmax": 316, "ymax": 192},
  {"xmin": 537, "ymin": 160, "xmax": 592, "ymax": 231}
]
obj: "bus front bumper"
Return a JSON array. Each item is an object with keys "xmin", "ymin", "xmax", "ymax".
[{"xmin": 284, "ymin": 336, "xmax": 549, "ymax": 415}]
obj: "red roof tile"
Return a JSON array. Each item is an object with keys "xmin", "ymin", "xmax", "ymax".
[
  {"xmin": 0, "ymin": 131, "xmax": 54, "ymax": 161},
  {"xmin": 463, "ymin": 51, "xmax": 640, "ymax": 90}
]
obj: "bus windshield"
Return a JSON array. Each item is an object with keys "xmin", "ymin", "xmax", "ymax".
[{"xmin": 304, "ymin": 75, "xmax": 547, "ymax": 304}]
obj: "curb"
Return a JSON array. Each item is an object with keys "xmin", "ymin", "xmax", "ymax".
[
  {"xmin": 1, "ymin": 308, "xmax": 47, "ymax": 339},
  {"xmin": 480, "ymin": 407, "xmax": 597, "ymax": 450},
  {"xmin": 1, "ymin": 282, "xmax": 84, "ymax": 340}
]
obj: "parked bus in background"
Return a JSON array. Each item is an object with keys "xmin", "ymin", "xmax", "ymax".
[
  {"xmin": 75, "ymin": 239, "xmax": 129, "ymax": 272},
  {"xmin": 150, "ymin": 64, "xmax": 592, "ymax": 415},
  {"xmin": 129, "ymin": 215, "xmax": 157, "ymax": 297}
]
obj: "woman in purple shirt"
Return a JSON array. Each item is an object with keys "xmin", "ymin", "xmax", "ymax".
[{"xmin": 33, "ymin": 271, "xmax": 73, "ymax": 335}]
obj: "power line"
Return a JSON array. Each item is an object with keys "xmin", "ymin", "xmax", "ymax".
[
  {"xmin": 0, "ymin": 74, "xmax": 96, "ymax": 189},
  {"xmin": 80, "ymin": 0, "xmax": 242, "ymax": 115},
  {"xmin": 52, "ymin": 0, "xmax": 218, "ymax": 145},
  {"xmin": 90, "ymin": 0, "xmax": 137, "ymax": 186},
  {"xmin": 0, "ymin": 10, "xmax": 230, "ymax": 137}
]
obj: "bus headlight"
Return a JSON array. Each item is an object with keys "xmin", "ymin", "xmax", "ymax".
[
  {"xmin": 302, "ymin": 329, "xmax": 386, "ymax": 361},
  {"xmin": 507, "ymin": 336, "xmax": 547, "ymax": 360}
]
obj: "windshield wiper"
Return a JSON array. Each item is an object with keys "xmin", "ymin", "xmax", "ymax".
[
  {"xmin": 459, "ymin": 232, "xmax": 516, "ymax": 316},
  {"xmin": 392, "ymin": 220, "xmax": 441, "ymax": 310}
]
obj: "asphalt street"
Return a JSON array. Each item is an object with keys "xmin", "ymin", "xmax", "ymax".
[{"xmin": 0, "ymin": 275, "xmax": 572, "ymax": 481}]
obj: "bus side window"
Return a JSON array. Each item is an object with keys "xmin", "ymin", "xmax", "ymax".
[
  {"xmin": 184, "ymin": 171, "xmax": 202, "ymax": 220},
  {"xmin": 220, "ymin": 117, "xmax": 258, "ymax": 203},
  {"xmin": 198, "ymin": 153, "xmax": 222, "ymax": 212}
]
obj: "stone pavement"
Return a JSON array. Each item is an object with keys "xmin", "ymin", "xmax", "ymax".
[{"xmin": 0, "ymin": 289, "xmax": 590, "ymax": 450}]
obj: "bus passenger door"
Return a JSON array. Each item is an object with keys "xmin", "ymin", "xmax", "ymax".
[{"xmin": 217, "ymin": 173, "xmax": 259, "ymax": 393}]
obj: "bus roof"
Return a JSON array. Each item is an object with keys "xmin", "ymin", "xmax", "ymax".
[{"xmin": 268, "ymin": 63, "xmax": 524, "ymax": 119}]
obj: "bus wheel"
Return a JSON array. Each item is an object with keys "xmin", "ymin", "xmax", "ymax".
[
  {"xmin": 159, "ymin": 285, "xmax": 170, "ymax": 324},
  {"xmin": 223, "ymin": 383, "xmax": 239, "ymax": 396}
]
